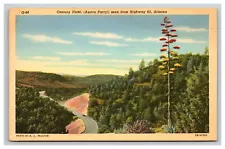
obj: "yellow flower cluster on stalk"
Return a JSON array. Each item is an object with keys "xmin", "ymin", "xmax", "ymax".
[{"xmin": 158, "ymin": 16, "xmax": 181, "ymax": 75}]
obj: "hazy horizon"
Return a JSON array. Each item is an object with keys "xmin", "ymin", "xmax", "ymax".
[{"xmin": 16, "ymin": 69, "xmax": 124, "ymax": 77}]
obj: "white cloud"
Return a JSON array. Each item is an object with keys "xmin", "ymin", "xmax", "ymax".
[
  {"xmin": 144, "ymin": 37, "xmax": 161, "ymax": 42},
  {"xmin": 129, "ymin": 53, "xmax": 157, "ymax": 56},
  {"xmin": 124, "ymin": 37, "xmax": 161, "ymax": 42},
  {"xmin": 56, "ymin": 52, "xmax": 110, "ymax": 56},
  {"xmin": 90, "ymin": 41, "xmax": 128, "ymax": 47},
  {"xmin": 73, "ymin": 32, "xmax": 123, "ymax": 39},
  {"xmin": 22, "ymin": 34, "xmax": 72, "ymax": 44},
  {"xmin": 29, "ymin": 56, "xmax": 61, "ymax": 61},
  {"xmin": 177, "ymin": 38, "xmax": 207, "ymax": 44},
  {"xmin": 125, "ymin": 36, "xmax": 206, "ymax": 44},
  {"xmin": 124, "ymin": 38, "xmax": 142, "ymax": 42},
  {"xmin": 175, "ymin": 26, "xmax": 207, "ymax": 32}
]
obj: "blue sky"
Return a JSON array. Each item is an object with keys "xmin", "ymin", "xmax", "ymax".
[{"xmin": 16, "ymin": 15, "xmax": 209, "ymax": 76}]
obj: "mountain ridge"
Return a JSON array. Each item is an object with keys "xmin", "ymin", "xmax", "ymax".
[{"xmin": 16, "ymin": 70, "xmax": 121, "ymax": 89}]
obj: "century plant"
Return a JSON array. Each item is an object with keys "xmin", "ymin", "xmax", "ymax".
[{"xmin": 159, "ymin": 16, "xmax": 181, "ymax": 132}]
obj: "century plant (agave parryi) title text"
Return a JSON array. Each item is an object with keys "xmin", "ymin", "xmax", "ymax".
[{"xmin": 56, "ymin": 10, "xmax": 168, "ymax": 15}]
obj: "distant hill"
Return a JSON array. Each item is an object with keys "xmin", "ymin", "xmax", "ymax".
[{"xmin": 16, "ymin": 70, "xmax": 121, "ymax": 89}]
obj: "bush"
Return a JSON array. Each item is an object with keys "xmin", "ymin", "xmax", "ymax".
[{"xmin": 124, "ymin": 120, "xmax": 155, "ymax": 133}]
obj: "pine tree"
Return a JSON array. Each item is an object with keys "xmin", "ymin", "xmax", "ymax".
[
  {"xmin": 185, "ymin": 62, "xmax": 209, "ymax": 132},
  {"xmin": 139, "ymin": 59, "xmax": 145, "ymax": 70}
]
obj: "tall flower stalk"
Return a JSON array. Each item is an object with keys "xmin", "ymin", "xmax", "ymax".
[{"xmin": 159, "ymin": 16, "xmax": 181, "ymax": 131}]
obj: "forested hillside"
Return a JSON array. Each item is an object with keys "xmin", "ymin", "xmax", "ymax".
[
  {"xmin": 16, "ymin": 71, "xmax": 119, "ymax": 101},
  {"xmin": 16, "ymin": 70, "xmax": 119, "ymax": 88},
  {"xmin": 16, "ymin": 87, "xmax": 76, "ymax": 133},
  {"xmin": 15, "ymin": 71, "xmax": 120, "ymax": 133},
  {"xmin": 88, "ymin": 50, "xmax": 209, "ymax": 133}
]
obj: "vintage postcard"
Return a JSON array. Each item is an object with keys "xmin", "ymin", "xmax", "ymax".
[{"xmin": 9, "ymin": 7, "xmax": 217, "ymax": 141}]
